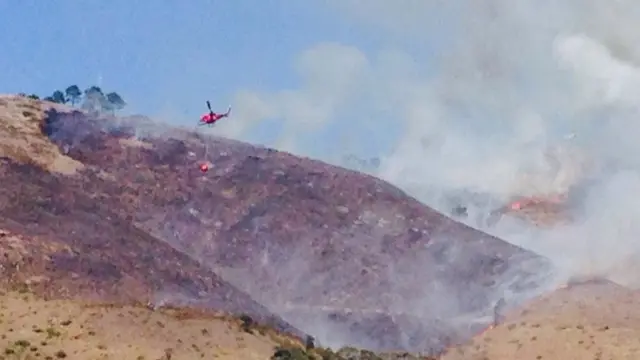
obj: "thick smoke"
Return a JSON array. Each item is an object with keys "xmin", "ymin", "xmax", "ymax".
[
  {"xmin": 224, "ymin": 1, "xmax": 640, "ymax": 289},
  {"xmin": 38, "ymin": 0, "xmax": 640, "ymax": 353}
]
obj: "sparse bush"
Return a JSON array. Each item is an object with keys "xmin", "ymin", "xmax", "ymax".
[
  {"xmin": 239, "ymin": 314, "xmax": 255, "ymax": 333},
  {"xmin": 14, "ymin": 340, "xmax": 30, "ymax": 348},
  {"xmin": 19, "ymin": 84, "xmax": 126, "ymax": 114},
  {"xmin": 305, "ymin": 335, "xmax": 315, "ymax": 350},
  {"xmin": 11, "ymin": 282, "xmax": 29, "ymax": 294},
  {"xmin": 272, "ymin": 346, "xmax": 353, "ymax": 360},
  {"xmin": 51, "ymin": 90, "xmax": 66, "ymax": 104},
  {"xmin": 19, "ymin": 93, "xmax": 40, "ymax": 100},
  {"xmin": 81, "ymin": 86, "xmax": 104, "ymax": 113},
  {"xmin": 312, "ymin": 347, "xmax": 344, "ymax": 360},
  {"xmin": 336, "ymin": 347, "xmax": 362, "ymax": 359},
  {"xmin": 45, "ymin": 327, "xmax": 61, "ymax": 338},
  {"xmin": 81, "ymin": 86, "xmax": 126, "ymax": 114},
  {"xmin": 271, "ymin": 346, "xmax": 313, "ymax": 360},
  {"xmin": 105, "ymin": 92, "xmax": 126, "ymax": 113},
  {"xmin": 65, "ymin": 85, "xmax": 81, "ymax": 105}
]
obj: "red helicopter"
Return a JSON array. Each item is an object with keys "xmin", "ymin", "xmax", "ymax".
[
  {"xmin": 196, "ymin": 101, "xmax": 231, "ymax": 173},
  {"xmin": 199, "ymin": 100, "xmax": 231, "ymax": 127}
]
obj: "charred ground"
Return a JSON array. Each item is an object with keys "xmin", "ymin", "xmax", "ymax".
[
  {"xmin": 35, "ymin": 104, "xmax": 557, "ymax": 353},
  {"xmin": 3, "ymin": 96, "xmax": 639, "ymax": 358},
  {"xmin": 0, "ymin": 149, "xmax": 302, "ymax": 338}
]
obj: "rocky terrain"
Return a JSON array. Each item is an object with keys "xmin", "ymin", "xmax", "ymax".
[{"xmin": 4, "ymin": 94, "xmax": 640, "ymax": 359}]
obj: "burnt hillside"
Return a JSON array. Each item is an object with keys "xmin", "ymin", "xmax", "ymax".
[
  {"xmin": 0, "ymin": 156, "xmax": 303, "ymax": 337},
  {"xmin": 33, "ymin": 106, "xmax": 556, "ymax": 353}
]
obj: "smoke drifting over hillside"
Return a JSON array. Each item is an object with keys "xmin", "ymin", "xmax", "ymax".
[
  {"xmin": 31, "ymin": 0, "xmax": 640, "ymax": 354},
  {"xmin": 221, "ymin": 1, "xmax": 640, "ymax": 289},
  {"xmin": 36, "ymin": 104, "xmax": 553, "ymax": 355}
]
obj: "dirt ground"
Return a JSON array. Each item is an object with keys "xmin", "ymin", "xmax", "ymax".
[
  {"xmin": 0, "ymin": 290, "xmax": 290, "ymax": 360},
  {"xmin": 441, "ymin": 281, "xmax": 640, "ymax": 360}
]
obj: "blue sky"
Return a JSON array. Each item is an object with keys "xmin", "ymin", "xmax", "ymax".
[
  {"xmin": 0, "ymin": 1, "xmax": 377, "ymax": 117},
  {"xmin": 0, "ymin": 1, "xmax": 455, "ymax": 161},
  {"xmin": 0, "ymin": 1, "xmax": 414, "ymax": 160},
  {"xmin": 0, "ymin": 1, "xmax": 586, "ymax": 164},
  {"xmin": 1, "ymin": 1, "xmax": 601, "ymax": 162}
]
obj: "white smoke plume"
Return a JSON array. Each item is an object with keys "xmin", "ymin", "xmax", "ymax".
[
  {"xmin": 101, "ymin": 0, "xmax": 640, "ymax": 353},
  {"xmin": 223, "ymin": 0, "xmax": 640, "ymax": 289}
]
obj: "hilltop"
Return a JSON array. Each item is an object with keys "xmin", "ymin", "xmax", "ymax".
[
  {"xmin": 0, "ymin": 94, "xmax": 305, "ymax": 337},
  {"xmin": 4, "ymin": 93, "xmax": 640, "ymax": 359},
  {"xmin": 0, "ymin": 95, "xmax": 83, "ymax": 174}
]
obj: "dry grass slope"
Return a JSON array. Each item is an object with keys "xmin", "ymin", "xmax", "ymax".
[
  {"xmin": 0, "ymin": 291, "xmax": 431, "ymax": 360},
  {"xmin": 441, "ymin": 281, "xmax": 640, "ymax": 360},
  {"xmin": 0, "ymin": 94, "xmax": 83, "ymax": 175},
  {"xmin": 0, "ymin": 291, "xmax": 291, "ymax": 360}
]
